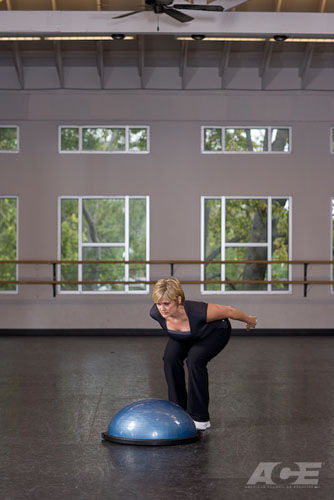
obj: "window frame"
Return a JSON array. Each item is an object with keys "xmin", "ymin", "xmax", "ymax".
[
  {"xmin": 201, "ymin": 195, "xmax": 292, "ymax": 295},
  {"xmin": 201, "ymin": 126, "xmax": 292, "ymax": 154},
  {"xmin": 58, "ymin": 125, "xmax": 150, "ymax": 154},
  {"xmin": 0, "ymin": 196, "xmax": 18, "ymax": 294},
  {"xmin": 331, "ymin": 197, "xmax": 334, "ymax": 295},
  {"xmin": 0, "ymin": 126, "xmax": 19, "ymax": 153},
  {"xmin": 57, "ymin": 195, "xmax": 150, "ymax": 294}
]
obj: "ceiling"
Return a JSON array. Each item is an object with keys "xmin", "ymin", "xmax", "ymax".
[
  {"xmin": 0, "ymin": 0, "xmax": 334, "ymax": 13},
  {"xmin": 0, "ymin": 0, "xmax": 334, "ymax": 91}
]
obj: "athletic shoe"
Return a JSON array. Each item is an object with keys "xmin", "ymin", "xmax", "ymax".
[{"xmin": 193, "ymin": 420, "xmax": 211, "ymax": 431}]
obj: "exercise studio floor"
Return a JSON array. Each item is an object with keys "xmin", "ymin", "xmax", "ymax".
[{"xmin": 1, "ymin": 335, "xmax": 333, "ymax": 500}]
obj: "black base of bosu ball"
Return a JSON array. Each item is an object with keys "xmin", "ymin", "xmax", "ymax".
[{"xmin": 102, "ymin": 398, "xmax": 200, "ymax": 446}]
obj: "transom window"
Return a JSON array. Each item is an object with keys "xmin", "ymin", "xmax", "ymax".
[
  {"xmin": 201, "ymin": 196, "xmax": 291, "ymax": 293},
  {"xmin": 0, "ymin": 197, "xmax": 18, "ymax": 293},
  {"xmin": 59, "ymin": 126, "xmax": 149, "ymax": 153},
  {"xmin": 59, "ymin": 196, "xmax": 149, "ymax": 293},
  {"xmin": 202, "ymin": 127, "xmax": 291, "ymax": 153},
  {"xmin": 0, "ymin": 126, "xmax": 19, "ymax": 152}
]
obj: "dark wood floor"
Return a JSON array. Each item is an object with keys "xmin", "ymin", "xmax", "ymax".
[{"xmin": 0, "ymin": 335, "xmax": 333, "ymax": 499}]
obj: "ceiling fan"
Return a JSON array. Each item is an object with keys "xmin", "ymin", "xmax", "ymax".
[{"xmin": 112, "ymin": 0, "xmax": 249, "ymax": 24}]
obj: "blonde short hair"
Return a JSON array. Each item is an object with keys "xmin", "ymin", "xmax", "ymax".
[{"xmin": 152, "ymin": 277, "xmax": 185, "ymax": 305}]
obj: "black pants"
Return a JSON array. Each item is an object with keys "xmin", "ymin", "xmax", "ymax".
[{"xmin": 163, "ymin": 328, "xmax": 231, "ymax": 422}]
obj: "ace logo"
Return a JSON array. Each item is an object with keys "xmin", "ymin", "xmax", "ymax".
[{"xmin": 246, "ymin": 462, "xmax": 322, "ymax": 488}]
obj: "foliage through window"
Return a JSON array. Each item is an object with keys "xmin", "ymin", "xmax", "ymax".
[
  {"xmin": 59, "ymin": 126, "xmax": 149, "ymax": 153},
  {"xmin": 202, "ymin": 196, "xmax": 291, "ymax": 293},
  {"xmin": 59, "ymin": 196, "xmax": 149, "ymax": 293},
  {"xmin": 202, "ymin": 127, "xmax": 291, "ymax": 153},
  {"xmin": 0, "ymin": 197, "xmax": 17, "ymax": 292},
  {"xmin": 0, "ymin": 127, "xmax": 18, "ymax": 152}
]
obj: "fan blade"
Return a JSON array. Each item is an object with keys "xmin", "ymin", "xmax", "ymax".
[
  {"xmin": 163, "ymin": 7, "xmax": 194, "ymax": 22},
  {"xmin": 113, "ymin": 9, "xmax": 146, "ymax": 19},
  {"xmin": 173, "ymin": 4, "xmax": 224, "ymax": 10}
]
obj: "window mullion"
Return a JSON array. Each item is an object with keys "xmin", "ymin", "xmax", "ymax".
[
  {"xmin": 288, "ymin": 197, "xmax": 292, "ymax": 290},
  {"xmin": 222, "ymin": 197, "xmax": 226, "ymax": 292},
  {"xmin": 125, "ymin": 126, "xmax": 129, "ymax": 153},
  {"xmin": 225, "ymin": 242, "xmax": 268, "ymax": 247},
  {"xmin": 78, "ymin": 127, "xmax": 83, "ymax": 152},
  {"xmin": 200, "ymin": 197, "xmax": 205, "ymax": 293},
  {"xmin": 268, "ymin": 197, "xmax": 272, "ymax": 292},
  {"xmin": 81, "ymin": 242, "xmax": 125, "ymax": 247},
  {"xmin": 125, "ymin": 196, "xmax": 129, "ymax": 292},
  {"xmin": 146, "ymin": 196, "xmax": 150, "ymax": 293},
  {"xmin": 268, "ymin": 127, "xmax": 271, "ymax": 152},
  {"xmin": 16, "ymin": 197, "xmax": 19, "ymax": 292},
  {"xmin": 78, "ymin": 197, "xmax": 83, "ymax": 292}
]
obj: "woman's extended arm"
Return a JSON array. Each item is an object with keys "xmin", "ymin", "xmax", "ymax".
[{"xmin": 207, "ymin": 303, "xmax": 257, "ymax": 331}]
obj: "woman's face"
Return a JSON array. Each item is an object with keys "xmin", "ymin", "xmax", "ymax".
[{"xmin": 156, "ymin": 294, "xmax": 181, "ymax": 319}]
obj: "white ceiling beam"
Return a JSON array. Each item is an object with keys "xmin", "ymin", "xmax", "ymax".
[
  {"xmin": 180, "ymin": 40, "xmax": 188, "ymax": 89},
  {"xmin": 51, "ymin": 0, "xmax": 64, "ymax": 87},
  {"xmin": 12, "ymin": 42, "xmax": 24, "ymax": 89},
  {"xmin": 259, "ymin": 40, "xmax": 272, "ymax": 78},
  {"xmin": 6, "ymin": 0, "xmax": 24, "ymax": 89},
  {"xmin": 219, "ymin": 40, "xmax": 231, "ymax": 89},
  {"xmin": 54, "ymin": 41, "xmax": 64, "ymax": 88},
  {"xmin": 137, "ymin": 35, "xmax": 145, "ymax": 89},
  {"xmin": 0, "ymin": 12, "xmax": 334, "ymax": 37},
  {"xmin": 299, "ymin": 43, "xmax": 314, "ymax": 89},
  {"xmin": 259, "ymin": 39, "xmax": 273, "ymax": 89},
  {"xmin": 96, "ymin": 41, "xmax": 104, "ymax": 89}
]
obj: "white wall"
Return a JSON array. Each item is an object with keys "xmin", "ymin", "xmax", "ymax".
[{"xmin": 0, "ymin": 89, "xmax": 333, "ymax": 330}]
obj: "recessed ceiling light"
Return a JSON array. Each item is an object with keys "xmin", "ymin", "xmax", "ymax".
[
  {"xmin": 0, "ymin": 37, "xmax": 41, "ymax": 41},
  {"xmin": 44, "ymin": 35, "xmax": 134, "ymax": 41}
]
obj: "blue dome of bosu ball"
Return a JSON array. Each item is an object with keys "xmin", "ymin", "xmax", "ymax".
[{"xmin": 102, "ymin": 398, "xmax": 200, "ymax": 446}]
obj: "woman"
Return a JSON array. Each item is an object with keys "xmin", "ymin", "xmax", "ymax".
[{"xmin": 150, "ymin": 277, "xmax": 257, "ymax": 431}]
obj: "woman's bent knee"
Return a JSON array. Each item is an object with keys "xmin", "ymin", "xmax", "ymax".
[
  {"xmin": 163, "ymin": 354, "xmax": 184, "ymax": 368},
  {"xmin": 186, "ymin": 355, "xmax": 207, "ymax": 371}
]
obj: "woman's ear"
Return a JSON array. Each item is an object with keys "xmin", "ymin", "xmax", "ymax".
[{"xmin": 177, "ymin": 296, "xmax": 182, "ymax": 305}]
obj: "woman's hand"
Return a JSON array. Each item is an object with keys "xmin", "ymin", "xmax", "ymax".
[{"xmin": 245, "ymin": 315, "xmax": 257, "ymax": 331}]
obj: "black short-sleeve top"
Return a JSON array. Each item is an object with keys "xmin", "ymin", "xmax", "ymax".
[{"xmin": 150, "ymin": 300, "xmax": 231, "ymax": 342}]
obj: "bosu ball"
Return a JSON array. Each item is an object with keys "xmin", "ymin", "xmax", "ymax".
[{"xmin": 102, "ymin": 398, "xmax": 200, "ymax": 446}]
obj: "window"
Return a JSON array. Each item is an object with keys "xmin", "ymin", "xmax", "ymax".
[
  {"xmin": 0, "ymin": 126, "xmax": 19, "ymax": 152},
  {"xmin": 59, "ymin": 196, "xmax": 149, "ymax": 293},
  {"xmin": 59, "ymin": 126, "xmax": 149, "ymax": 153},
  {"xmin": 0, "ymin": 197, "xmax": 18, "ymax": 293},
  {"xmin": 202, "ymin": 127, "xmax": 291, "ymax": 153},
  {"xmin": 201, "ymin": 196, "xmax": 291, "ymax": 293}
]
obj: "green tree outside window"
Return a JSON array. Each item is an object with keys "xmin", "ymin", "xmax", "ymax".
[
  {"xmin": 60, "ymin": 197, "xmax": 148, "ymax": 293},
  {"xmin": 203, "ymin": 197, "xmax": 290, "ymax": 292},
  {"xmin": 203, "ymin": 127, "xmax": 290, "ymax": 153},
  {"xmin": 0, "ymin": 127, "xmax": 18, "ymax": 151},
  {"xmin": 60, "ymin": 126, "xmax": 149, "ymax": 153},
  {"xmin": 0, "ymin": 198, "xmax": 17, "ymax": 291}
]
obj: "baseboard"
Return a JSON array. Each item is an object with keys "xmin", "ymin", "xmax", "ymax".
[{"xmin": 0, "ymin": 328, "xmax": 334, "ymax": 336}]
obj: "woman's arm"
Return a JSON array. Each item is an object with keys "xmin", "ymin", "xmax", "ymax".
[{"xmin": 207, "ymin": 303, "xmax": 257, "ymax": 331}]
